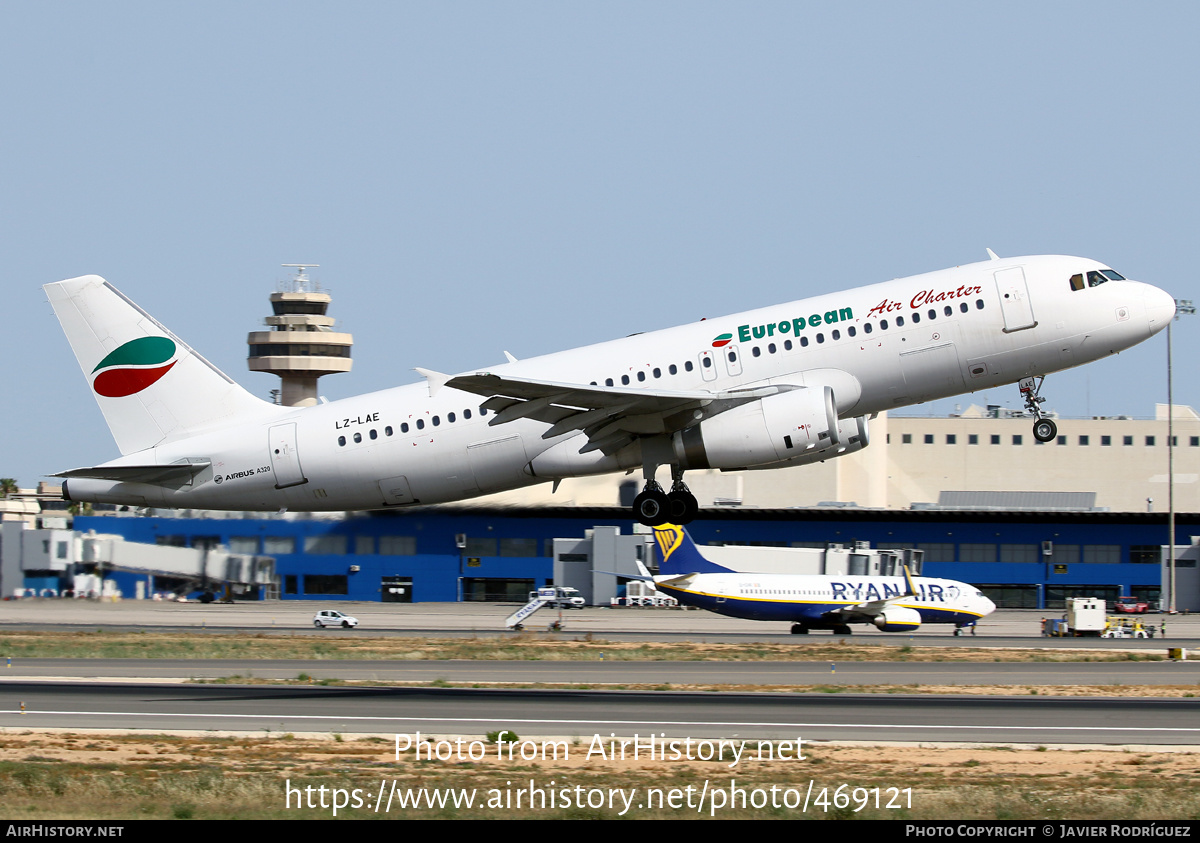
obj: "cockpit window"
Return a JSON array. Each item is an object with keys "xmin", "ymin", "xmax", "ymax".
[
  {"xmin": 1100, "ymin": 269, "xmax": 1126, "ymax": 281},
  {"xmin": 1087, "ymin": 271, "xmax": 1108, "ymax": 287},
  {"xmin": 1069, "ymin": 273, "xmax": 1085, "ymax": 292}
]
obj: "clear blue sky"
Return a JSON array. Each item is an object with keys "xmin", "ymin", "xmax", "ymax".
[{"xmin": 3, "ymin": 2, "xmax": 1196, "ymax": 487}]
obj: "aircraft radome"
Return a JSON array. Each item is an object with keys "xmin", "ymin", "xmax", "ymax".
[
  {"xmin": 45, "ymin": 252, "xmax": 1175, "ymax": 525},
  {"xmin": 638, "ymin": 523, "xmax": 996, "ymax": 634}
]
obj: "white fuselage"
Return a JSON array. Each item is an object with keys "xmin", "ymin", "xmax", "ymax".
[
  {"xmin": 65, "ymin": 254, "xmax": 1175, "ymax": 511},
  {"xmin": 653, "ymin": 572, "xmax": 996, "ymax": 628}
]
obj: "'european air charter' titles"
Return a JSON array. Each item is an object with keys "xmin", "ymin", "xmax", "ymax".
[{"xmin": 867, "ymin": 284, "xmax": 984, "ymax": 318}]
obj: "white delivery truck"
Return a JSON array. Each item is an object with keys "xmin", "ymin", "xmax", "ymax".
[{"xmin": 1065, "ymin": 597, "xmax": 1106, "ymax": 636}]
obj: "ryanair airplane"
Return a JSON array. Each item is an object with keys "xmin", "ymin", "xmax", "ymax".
[
  {"xmin": 45, "ymin": 252, "xmax": 1173, "ymax": 526},
  {"xmin": 648, "ymin": 524, "xmax": 996, "ymax": 634}
]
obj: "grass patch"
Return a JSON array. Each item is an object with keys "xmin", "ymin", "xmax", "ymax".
[{"xmin": 0, "ymin": 630, "xmax": 1173, "ymax": 663}]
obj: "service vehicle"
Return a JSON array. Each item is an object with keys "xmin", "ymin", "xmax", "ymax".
[
  {"xmin": 1114, "ymin": 595, "xmax": 1150, "ymax": 614},
  {"xmin": 313, "ymin": 609, "xmax": 359, "ymax": 628},
  {"xmin": 527, "ymin": 586, "xmax": 586, "ymax": 609}
]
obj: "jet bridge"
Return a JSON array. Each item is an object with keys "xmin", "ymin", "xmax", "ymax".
[{"xmin": 2, "ymin": 522, "xmax": 276, "ymax": 599}]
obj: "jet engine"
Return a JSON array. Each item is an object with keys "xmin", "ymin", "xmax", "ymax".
[
  {"xmin": 672, "ymin": 386, "xmax": 840, "ymax": 471},
  {"xmin": 872, "ymin": 607, "xmax": 923, "ymax": 632}
]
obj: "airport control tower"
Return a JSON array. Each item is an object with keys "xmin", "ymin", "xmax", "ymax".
[{"xmin": 247, "ymin": 264, "xmax": 353, "ymax": 406}]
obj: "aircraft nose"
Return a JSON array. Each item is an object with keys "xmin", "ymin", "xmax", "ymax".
[
  {"xmin": 1143, "ymin": 285, "xmax": 1176, "ymax": 337},
  {"xmin": 980, "ymin": 594, "xmax": 997, "ymax": 616}
]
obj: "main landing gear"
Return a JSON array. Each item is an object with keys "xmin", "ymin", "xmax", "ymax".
[
  {"xmin": 632, "ymin": 456, "xmax": 699, "ymax": 526},
  {"xmin": 1019, "ymin": 376, "xmax": 1058, "ymax": 443}
]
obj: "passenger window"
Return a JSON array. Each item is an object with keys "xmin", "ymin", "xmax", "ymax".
[
  {"xmin": 385, "ymin": 426, "xmax": 393, "ymax": 436},
  {"xmin": 636, "ymin": 371, "xmax": 645, "ymax": 382},
  {"xmin": 702, "ymin": 357, "xmax": 711, "ymax": 368},
  {"xmin": 896, "ymin": 316, "xmax": 905, "ymax": 326},
  {"xmin": 752, "ymin": 347, "xmax": 761, "ymax": 357},
  {"xmin": 621, "ymin": 375, "xmax": 630, "ymax": 385},
  {"xmin": 768, "ymin": 342, "xmax": 776, "ymax": 353},
  {"xmin": 831, "ymin": 329, "xmax": 840, "ymax": 340},
  {"xmin": 432, "ymin": 416, "xmax": 440, "ymax": 426},
  {"xmin": 976, "ymin": 299, "xmax": 984, "ymax": 308},
  {"xmin": 401, "ymin": 423, "xmax": 409, "ymax": 433},
  {"xmin": 816, "ymin": 333, "xmax": 825, "ymax": 344},
  {"xmin": 685, "ymin": 360, "xmax": 694, "ymax": 372},
  {"xmin": 448, "ymin": 412, "xmax": 456, "ymax": 423},
  {"xmin": 944, "ymin": 305, "xmax": 952, "ymax": 316},
  {"xmin": 353, "ymin": 432, "xmax": 362, "ymax": 443},
  {"xmin": 864, "ymin": 323, "xmax": 872, "ymax": 334},
  {"xmin": 800, "ymin": 336, "xmax": 809, "ymax": 347},
  {"xmin": 669, "ymin": 364, "xmax": 678, "ymax": 375},
  {"xmin": 464, "ymin": 409, "xmax": 471, "ymax": 419},
  {"xmin": 784, "ymin": 339, "xmax": 792, "ymax": 350},
  {"xmin": 653, "ymin": 367, "xmax": 661, "ymax": 378},
  {"xmin": 605, "ymin": 378, "xmax": 614, "ymax": 386},
  {"xmin": 338, "ymin": 436, "xmax": 346, "ymax": 446},
  {"xmin": 846, "ymin": 327, "xmax": 855, "ymax": 338},
  {"xmin": 960, "ymin": 302, "xmax": 968, "ymax": 313},
  {"xmin": 416, "ymin": 419, "xmax": 424, "ymax": 430},
  {"xmin": 880, "ymin": 320, "xmax": 888, "ymax": 330},
  {"xmin": 369, "ymin": 429, "xmax": 378, "ymax": 440}
]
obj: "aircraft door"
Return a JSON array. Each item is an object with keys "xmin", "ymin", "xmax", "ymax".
[
  {"xmin": 268, "ymin": 423, "xmax": 308, "ymax": 489},
  {"xmin": 994, "ymin": 267, "xmax": 1037, "ymax": 332}
]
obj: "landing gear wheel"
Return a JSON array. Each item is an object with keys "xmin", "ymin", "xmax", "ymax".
[
  {"xmin": 667, "ymin": 490, "xmax": 699, "ymax": 525},
  {"xmin": 1033, "ymin": 418, "xmax": 1057, "ymax": 443},
  {"xmin": 832, "ymin": 625, "xmax": 853, "ymax": 635},
  {"xmin": 790, "ymin": 624, "xmax": 809, "ymax": 635},
  {"xmin": 633, "ymin": 488, "xmax": 671, "ymax": 527}
]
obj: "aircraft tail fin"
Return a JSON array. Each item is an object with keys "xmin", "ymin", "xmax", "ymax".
[
  {"xmin": 651, "ymin": 524, "xmax": 733, "ymax": 574},
  {"xmin": 45, "ymin": 275, "xmax": 284, "ymax": 455}
]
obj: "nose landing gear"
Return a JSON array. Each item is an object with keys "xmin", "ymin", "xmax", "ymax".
[{"xmin": 1019, "ymin": 376, "xmax": 1058, "ymax": 443}]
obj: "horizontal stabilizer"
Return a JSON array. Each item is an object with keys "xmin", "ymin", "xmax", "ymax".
[{"xmin": 53, "ymin": 462, "xmax": 211, "ymax": 485}]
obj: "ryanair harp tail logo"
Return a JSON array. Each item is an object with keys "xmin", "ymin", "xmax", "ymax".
[
  {"xmin": 91, "ymin": 337, "xmax": 178, "ymax": 398},
  {"xmin": 652, "ymin": 524, "xmax": 684, "ymax": 563}
]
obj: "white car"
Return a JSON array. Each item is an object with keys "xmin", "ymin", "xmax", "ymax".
[{"xmin": 313, "ymin": 610, "xmax": 359, "ymax": 628}]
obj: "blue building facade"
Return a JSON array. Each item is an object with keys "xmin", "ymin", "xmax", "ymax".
[{"xmin": 73, "ymin": 506, "xmax": 1197, "ymax": 609}]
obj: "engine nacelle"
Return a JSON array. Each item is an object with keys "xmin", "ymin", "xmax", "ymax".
[
  {"xmin": 745, "ymin": 414, "xmax": 869, "ymax": 470},
  {"xmin": 672, "ymin": 386, "xmax": 838, "ymax": 470},
  {"xmin": 872, "ymin": 606, "xmax": 923, "ymax": 632}
]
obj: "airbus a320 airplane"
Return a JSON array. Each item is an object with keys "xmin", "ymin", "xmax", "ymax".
[{"xmin": 46, "ymin": 252, "xmax": 1174, "ymax": 526}]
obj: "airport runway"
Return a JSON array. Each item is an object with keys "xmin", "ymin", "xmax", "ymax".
[
  {"xmin": 3, "ymin": 657, "xmax": 1199, "ymax": 686},
  {"xmin": 2, "ymin": 681, "xmax": 1198, "ymax": 745},
  {"xmin": 1, "ymin": 600, "xmax": 1195, "ymax": 647},
  {"xmin": 3, "ymin": 600, "xmax": 1196, "ymax": 747}
]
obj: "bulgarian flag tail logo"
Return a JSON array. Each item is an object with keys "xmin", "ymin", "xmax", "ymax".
[
  {"xmin": 711, "ymin": 333, "xmax": 733, "ymax": 348},
  {"xmin": 91, "ymin": 337, "xmax": 178, "ymax": 398}
]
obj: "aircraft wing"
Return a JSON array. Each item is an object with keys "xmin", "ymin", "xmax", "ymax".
[{"xmin": 444, "ymin": 371, "xmax": 785, "ymax": 455}]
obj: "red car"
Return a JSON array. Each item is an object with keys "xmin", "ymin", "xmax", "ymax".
[{"xmin": 1114, "ymin": 596, "xmax": 1149, "ymax": 614}]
